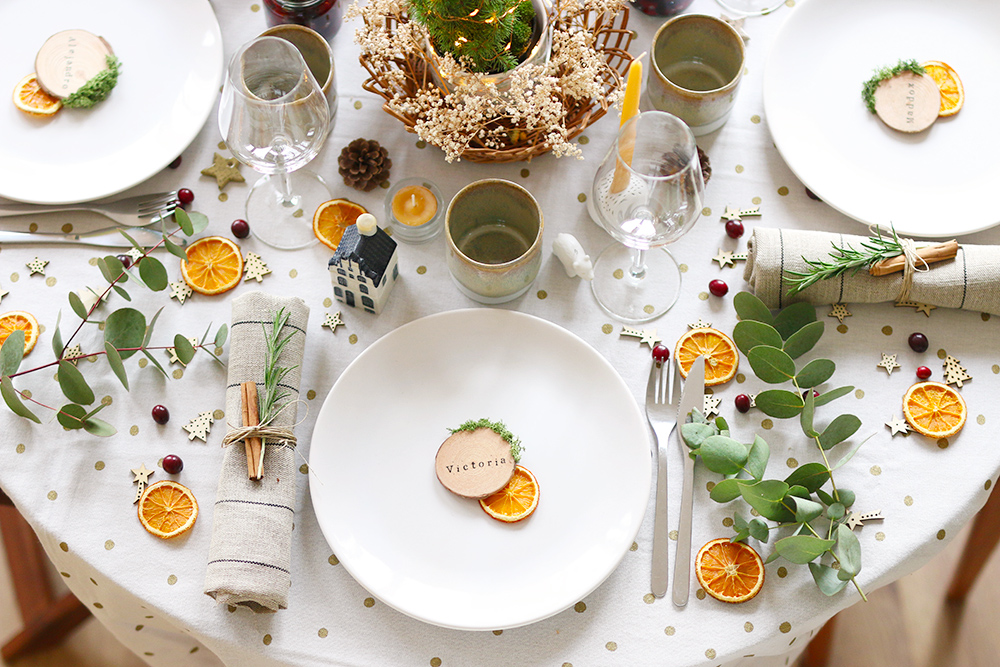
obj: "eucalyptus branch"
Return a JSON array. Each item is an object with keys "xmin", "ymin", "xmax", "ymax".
[{"xmin": 783, "ymin": 226, "xmax": 904, "ymax": 296}]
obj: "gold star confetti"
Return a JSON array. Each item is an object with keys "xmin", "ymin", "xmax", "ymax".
[
  {"xmin": 885, "ymin": 416, "xmax": 910, "ymax": 436},
  {"xmin": 322, "ymin": 311, "xmax": 344, "ymax": 333},
  {"xmin": 703, "ymin": 394, "xmax": 722, "ymax": 418},
  {"xmin": 689, "ymin": 319, "xmax": 712, "ymax": 330},
  {"xmin": 169, "ymin": 280, "xmax": 193, "ymax": 305},
  {"xmin": 26, "ymin": 257, "xmax": 48, "ymax": 275},
  {"xmin": 877, "ymin": 353, "xmax": 901, "ymax": 376},
  {"xmin": 621, "ymin": 326, "xmax": 661, "ymax": 348},
  {"xmin": 828, "ymin": 303, "xmax": 852, "ymax": 323},
  {"xmin": 713, "ymin": 249, "xmax": 736, "ymax": 268},
  {"xmin": 200, "ymin": 152, "xmax": 246, "ymax": 190},
  {"xmin": 64, "ymin": 343, "xmax": 83, "ymax": 366},
  {"xmin": 721, "ymin": 205, "xmax": 742, "ymax": 222},
  {"xmin": 243, "ymin": 253, "xmax": 272, "ymax": 282}
]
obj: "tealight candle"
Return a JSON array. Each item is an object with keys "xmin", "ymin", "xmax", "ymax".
[{"xmin": 384, "ymin": 177, "xmax": 445, "ymax": 243}]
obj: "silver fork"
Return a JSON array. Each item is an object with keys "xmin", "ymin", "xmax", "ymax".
[
  {"xmin": 646, "ymin": 354, "xmax": 682, "ymax": 598},
  {"xmin": 0, "ymin": 191, "xmax": 179, "ymax": 231}
]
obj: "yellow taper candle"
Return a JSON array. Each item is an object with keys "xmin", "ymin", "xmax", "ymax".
[
  {"xmin": 391, "ymin": 185, "xmax": 438, "ymax": 226},
  {"xmin": 611, "ymin": 57, "xmax": 643, "ymax": 194}
]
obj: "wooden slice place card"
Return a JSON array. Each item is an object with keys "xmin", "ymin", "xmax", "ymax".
[
  {"xmin": 873, "ymin": 71, "xmax": 941, "ymax": 133},
  {"xmin": 435, "ymin": 428, "xmax": 516, "ymax": 499},
  {"xmin": 35, "ymin": 29, "xmax": 114, "ymax": 98}
]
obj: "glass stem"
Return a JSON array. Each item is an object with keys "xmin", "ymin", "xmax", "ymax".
[
  {"xmin": 629, "ymin": 248, "xmax": 647, "ymax": 280},
  {"xmin": 272, "ymin": 150, "xmax": 294, "ymax": 206}
]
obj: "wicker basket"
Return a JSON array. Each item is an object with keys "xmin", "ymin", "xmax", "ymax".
[{"xmin": 358, "ymin": 5, "xmax": 634, "ymax": 163}]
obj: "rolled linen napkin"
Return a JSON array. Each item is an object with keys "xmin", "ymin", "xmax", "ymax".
[
  {"xmin": 204, "ymin": 292, "xmax": 309, "ymax": 612},
  {"xmin": 744, "ymin": 227, "xmax": 1000, "ymax": 315}
]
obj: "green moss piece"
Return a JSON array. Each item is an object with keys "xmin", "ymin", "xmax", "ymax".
[
  {"xmin": 63, "ymin": 56, "xmax": 121, "ymax": 109},
  {"xmin": 861, "ymin": 59, "xmax": 926, "ymax": 114},
  {"xmin": 448, "ymin": 418, "xmax": 523, "ymax": 462}
]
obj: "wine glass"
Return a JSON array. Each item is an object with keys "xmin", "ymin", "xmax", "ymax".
[
  {"xmin": 589, "ymin": 111, "xmax": 704, "ymax": 323},
  {"xmin": 715, "ymin": 0, "xmax": 785, "ymax": 16},
  {"xmin": 219, "ymin": 36, "xmax": 331, "ymax": 250}
]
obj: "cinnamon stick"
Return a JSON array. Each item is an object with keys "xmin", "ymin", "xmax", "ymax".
[
  {"xmin": 240, "ymin": 381, "xmax": 263, "ymax": 480},
  {"xmin": 869, "ymin": 240, "xmax": 959, "ymax": 276}
]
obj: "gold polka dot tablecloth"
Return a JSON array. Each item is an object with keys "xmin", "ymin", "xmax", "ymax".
[{"xmin": 2, "ymin": 2, "xmax": 1000, "ymax": 667}]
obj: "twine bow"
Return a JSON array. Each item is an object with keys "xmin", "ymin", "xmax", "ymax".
[
  {"xmin": 895, "ymin": 236, "xmax": 930, "ymax": 303},
  {"xmin": 221, "ymin": 425, "xmax": 297, "ymax": 449}
]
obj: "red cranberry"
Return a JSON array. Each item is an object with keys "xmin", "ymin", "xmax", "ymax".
[
  {"xmin": 652, "ymin": 344, "xmax": 670, "ymax": 362},
  {"xmin": 908, "ymin": 332, "xmax": 929, "ymax": 353},
  {"xmin": 916, "ymin": 366, "xmax": 932, "ymax": 380},
  {"xmin": 709, "ymin": 279, "xmax": 729, "ymax": 297},
  {"xmin": 231, "ymin": 219, "xmax": 251, "ymax": 239},
  {"xmin": 151, "ymin": 405, "xmax": 169, "ymax": 424},
  {"xmin": 735, "ymin": 394, "xmax": 751, "ymax": 413},
  {"xmin": 805, "ymin": 187, "xmax": 822, "ymax": 201},
  {"xmin": 115, "ymin": 254, "xmax": 133, "ymax": 269},
  {"xmin": 801, "ymin": 389, "xmax": 821, "ymax": 399},
  {"xmin": 725, "ymin": 220, "xmax": 744, "ymax": 239},
  {"xmin": 168, "ymin": 155, "xmax": 182, "ymax": 169},
  {"xmin": 162, "ymin": 454, "xmax": 183, "ymax": 475},
  {"xmin": 177, "ymin": 188, "xmax": 195, "ymax": 205}
]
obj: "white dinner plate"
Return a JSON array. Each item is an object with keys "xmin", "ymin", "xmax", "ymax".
[
  {"xmin": 0, "ymin": 0, "xmax": 223, "ymax": 204},
  {"xmin": 763, "ymin": 0, "xmax": 1000, "ymax": 237},
  {"xmin": 308, "ymin": 309, "xmax": 651, "ymax": 630}
]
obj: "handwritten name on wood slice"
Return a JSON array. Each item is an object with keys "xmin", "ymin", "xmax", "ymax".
[
  {"xmin": 435, "ymin": 429, "xmax": 516, "ymax": 499},
  {"xmin": 874, "ymin": 71, "xmax": 940, "ymax": 133}
]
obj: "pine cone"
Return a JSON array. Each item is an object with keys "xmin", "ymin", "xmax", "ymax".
[{"xmin": 338, "ymin": 138, "xmax": 391, "ymax": 192}]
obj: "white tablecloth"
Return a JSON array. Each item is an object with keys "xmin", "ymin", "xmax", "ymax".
[{"xmin": 3, "ymin": 1, "xmax": 999, "ymax": 665}]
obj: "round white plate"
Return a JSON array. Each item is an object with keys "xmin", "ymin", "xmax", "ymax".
[
  {"xmin": 0, "ymin": 0, "xmax": 222, "ymax": 204},
  {"xmin": 308, "ymin": 309, "xmax": 651, "ymax": 630},
  {"xmin": 764, "ymin": 0, "xmax": 1000, "ymax": 237}
]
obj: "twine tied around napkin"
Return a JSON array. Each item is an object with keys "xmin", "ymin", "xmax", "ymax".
[
  {"xmin": 204, "ymin": 292, "xmax": 309, "ymax": 613},
  {"xmin": 887, "ymin": 235, "xmax": 929, "ymax": 303}
]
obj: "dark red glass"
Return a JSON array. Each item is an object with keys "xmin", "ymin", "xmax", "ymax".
[{"xmin": 264, "ymin": 0, "xmax": 342, "ymax": 40}]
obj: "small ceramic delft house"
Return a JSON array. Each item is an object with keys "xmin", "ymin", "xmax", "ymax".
[{"xmin": 328, "ymin": 213, "xmax": 399, "ymax": 315}]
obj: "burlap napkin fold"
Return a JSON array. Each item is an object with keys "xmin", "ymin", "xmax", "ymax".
[
  {"xmin": 744, "ymin": 227, "xmax": 1000, "ymax": 315},
  {"xmin": 204, "ymin": 292, "xmax": 309, "ymax": 612}
]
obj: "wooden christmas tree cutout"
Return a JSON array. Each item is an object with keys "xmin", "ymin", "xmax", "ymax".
[
  {"xmin": 183, "ymin": 411, "xmax": 215, "ymax": 442},
  {"xmin": 243, "ymin": 253, "xmax": 272, "ymax": 283},
  {"xmin": 703, "ymin": 394, "xmax": 721, "ymax": 418},
  {"xmin": 64, "ymin": 343, "xmax": 83, "ymax": 366},
  {"xmin": 169, "ymin": 280, "xmax": 193, "ymax": 305},
  {"xmin": 689, "ymin": 319, "xmax": 712, "ymax": 330},
  {"xmin": 942, "ymin": 355, "xmax": 972, "ymax": 387},
  {"xmin": 620, "ymin": 326, "xmax": 661, "ymax": 348}
]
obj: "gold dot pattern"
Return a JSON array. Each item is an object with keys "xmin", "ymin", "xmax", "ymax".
[
  {"xmin": 882, "ymin": 325, "xmax": 893, "ymax": 336},
  {"xmin": 706, "ymin": 649, "xmax": 716, "ymax": 659},
  {"xmin": 875, "ymin": 532, "xmax": 885, "ymax": 541},
  {"xmin": 602, "ymin": 324, "xmax": 613, "ymax": 334},
  {"xmin": 329, "ymin": 554, "xmax": 339, "ymax": 565},
  {"xmin": 777, "ymin": 186, "xmax": 789, "ymax": 196},
  {"xmin": 364, "ymin": 597, "xmax": 375, "ymax": 608},
  {"xmin": 777, "ymin": 567, "xmax": 787, "ymax": 578},
  {"xmin": 613, "ymin": 269, "xmax": 624, "ymax": 280},
  {"xmin": 579, "ymin": 135, "xmax": 589, "ymax": 144},
  {"xmin": 47, "ymin": 491, "xmax": 57, "ymax": 501},
  {"xmin": 105, "ymin": 540, "xmax": 115, "ymax": 550},
  {"xmin": 643, "ymin": 593, "xmax": 654, "ymax": 604},
  {"xmin": 307, "ymin": 390, "xmax": 317, "ymax": 400},
  {"xmin": 669, "ymin": 530, "xmax": 678, "ymax": 540},
  {"xmin": 699, "ymin": 292, "xmax": 709, "ymax": 300},
  {"xmin": 349, "ymin": 334, "xmax": 358, "ymax": 345},
  {"xmin": 537, "ymin": 290, "xmax": 547, "ymax": 299},
  {"xmin": 353, "ymin": 101, "xmax": 362, "ymax": 109},
  {"xmin": 493, "ymin": 630, "xmax": 503, "ymax": 636},
  {"xmin": 289, "ymin": 269, "xmax": 298, "ymax": 278},
  {"xmin": 577, "ymin": 193, "xmax": 587, "ymax": 202},
  {"xmin": 173, "ymin": 369, "xmax": 184, "ymax": 379},
  {"xmin": 136, "ymin": 625, "xmax": 144, "ymax": 631},
  {"xmin": 745, "ymin": 622, "xmax": 754, "ymax": 632},
  {"xmin": 722, "ymin": 517, "xmax": 734, "ymax": 527},
  {"xmin": 430, "ymin": 658, "xmax": 442, "ymax": 667},
  {"xmin": 937, "ymin": 349, "xmax": 947, "ymax": 359},
  {"xmin": 677, "ymin": 264, "xmax": 688, "ymax": 274},
  {"xmin": 219, "ymin": 193, "xmax": 228, "ymax": 202},
  {"xmin": 702, "ymin": 207, "xmax": 712, "ymax": 217},
  {"xmin": 167, "ymin": 575, "xmax": 178, "ymax": 585},
  {"xmin": 10, "ymin": 273, "xmax": 18, "ymax": 282},
  {"xmin": 95, "ymin": 461, "xmax": 105, "ymax": 470},
  {"xmin": 706, "ymin": 481, "xmax": 716, "ymax": 492},
  {"xmin": 94, "ymin": 602, "xmax": 103, "ymax": 609},
  {"xmin": 416, "ymin": 140, "xmax": 427, "ymax": 149},
  {"xmin": 214, "ymin": 409, "xmax": 225, "ymax": 420},
  {"xmin": 60, "ymin": 542, "xmax": 69, "ymax": 552},
  {"xmin": 937, "ymin": 529, "xmax": 946, "ymax": 540},
  {"xmin": 16, "ymin": 444, "xmax": 25, "ymax": 454},
  {"xmin": 904, "ymin": 495, "xmax": 913, "ymax": 506},
  {"xmin": 761, "ymin": 419, "xmax": 773, "ymax": 430},
  {"xmin": 837, "ymin": 324, "xmax": 848, "ymax": 334},
  {"xmin": 870, "ymin": 465, "xmax": 881, "ymax": 476},
  {"xmin": 574, "ymin": 602, "xmax": 586, "ymax": 613},
  {"xmin": 993, "ymin": 364, "xmax": 999, "ymax": 374},
  {"xmin": 130, "ymin": 425, "xmax": 139, "ymax": 436},
  {"xmin": 787, "ymin": 458, "xmax": 798, "ymax": 468},
  {"xmin": 643, "ymin": 305, "xmax": 654, "ymax": 314},
  {"xmin": 250, "ymin": 4, "xmax": 260, "ymax": 12},
  {"xmin": 751, "ymin": 115, "xmax": 761, "ymax": 124},
  {"xmin": 138, "ymin": 358, "xmax": 148, "ymax": 368},
  {"xmin": 520, "ymin": 169, "xmax": 530, "ymax": 178},
  {"xmin": 90, "ymin": 257, "xmax": 100, "ymax": 265},
  {"xmin": 938, "ymin": 439, "xmax": 949, "ymax": 449},
  {"xmin": 46, "ymin": 276, "xmax": 57, "ymax": 287},
  {"xmin": 982, "ymin": 313, "xmax": 991, "ymax": 321},
  {"xmin": 29, "ymin": 223, "xmax": 38, "ymax": 233},
  {"xmin": 978, "ymin": 415, "xmax": 986, "ymax": 425},
  {"xmin": 630, "ymin": 541, "xmax": 638, "ymax": 551},
  {"xmin": 779, "ymin": 622, "xmax": 792, "ymax": 633},
  {"xmin": 102, "ymin": 395, "xmax": 113, "ymax": 406},
  {"xmin": 263, "ymin": 634, "xmax": 272, "ymax": 645},
  {"xmin": 987, "ymin": 480, "xmax": 993, "ymax": 491},
  {"xmin": 605, "ymin": 642, "xmax": 617, "ymax": 651},
  {"xmin": 735, "ymin": 165, "xmax": 745, "ymax": 173},
  {"xmin": 664, "ymin": 626, "xmax": 675, "ymax": 636},
  {"xmin": 299, "ymin": 464, "xmax": 309, "ymax": 474},
  {"xmin": 736, "ymin": 373, "xmax": 746, "ymax": 383},
  {"xmin": 855, "ymin": 389, "xmax": 865, "ymax": 399},
  {"xmin": 318, "ymin": 628, "xmax": 328, "ymax": 638},
  {"xmin": 752, "ymin": 196, "xmax": 762, "ymax": 205},
  {"xmin": 323, "ymin": 297, "xmax": 333, "ymax": 307},
  {"xmin": 695, "ymin": 589, "xmax": 706, "ymax": 600}
]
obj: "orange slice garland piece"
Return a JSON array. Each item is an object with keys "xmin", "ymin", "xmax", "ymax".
[
  {"xmin": 313, "ymin": 199, "xmax": 367, "ymax": 251},
  {"xmin": 902, "ymin": 381, "xmax": 967, "ymax": 438},
  {"xmin": 695, "ymin": 537, "xmax": 765, "ymax": 604},
  {"xmin": 180, "ymin": 236, "xmax": 243, "ymax": 296},
  {"xmin": 137, "ymin": 480, "xmax": 199, "ymax": 539},
  {"xmin": 12, "ymin": 74, "xmax": 62, "ymax": 117},
  {"xmin": 674, "ymin": 327, "xmax": 739, "ymax": 387},
  {"xmin": 921, "ymin": 61, "xmax": 964, "ymax": 117},
  {"xmin": 0, "ymin": 310, "xmax": 40, "ymax": 355},
  {"xmin": 479, "ymin": 465, "xmax": 539, "ymax": 523}
]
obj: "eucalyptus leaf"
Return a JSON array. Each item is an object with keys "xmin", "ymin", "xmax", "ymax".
[
  {"xmin": 791, "ymin": 496, "xmax": 824, "ymax": 523},
  {"xmin": 104, "ymin": 342, "xmax": 129, "ymax": 390},
  {"xmin": 809, "ymin": 562, "xmax": 850, "ymax": 596},
  {"xmin": 83, "ymin": 417, "xmax": 117, "ymax": 437},
  {"xmin": 732, "ymin": 528, "xmax": 751, "ymax": 543},
  {"xmin": 163, "ymin": 236, "xmax": 189, "ymax": 260},
  {"xmin": 174, "ymin": 208, "xmax": 194, "ymax": 235},
  {"xmin": 710, "ymin": 478, "xmax": 745, "ymax": 503},
  {"xmin": 816, "ymin": 489, "xmax": 835, "ymax": 506},
  {"xmin": 0, "ymin": 376, "xmax": 40, "ymax": 423},
  {"xmin": 734, "ymin": 513, "xmax": 748, "ymax": 531},
  {"xmin": 51, "ymin": 311, "xmax": 63, "ymax": 359},
  {"xmin": 173, "ymin": 334, "xmax": 196, "ymax": 365},
  {"xmin": 765, "ymin": 550, "xmax": 782, "ymax": 565},
  {"xmin": 772, "ymin": 301, "xmax": 818, "ymax": 340},
  {"xmin": 142, "ymin": 307, "xmax": 164, "ymax": 347},
  {"xmin": 187, "ymin": 211, "xmax": 210, "ymax": 234},
  {"xmin": 815, "ymin": 385, "xmax": 854, "ymax": 407},
  {"xmin": 0, "ymin": 329, "xmax": 25, "ymax": 377},
  {"xmin": 733, "ymin": 320, "xmax": 783, "ymax": 356},
  {"xmin": 783, "ymin": 320, "xmax": 825, "ymax": 359},
  {"xmin": 117, "ymin": 228, "xmax": 143, "ymax": 250},
  {"xmin": 714, "ymin": 416, "xmax": 729, "ymax": 432},
  {"xmin": 834, "ymin": 488, "xmax": 856, "ymax": 508},
  {"xmin": 113, "ymin": 285, "xmax": 132, "ymax": 302},
  {"xmin": 755, "ymin": 389, "xmax": 805, "ymax": 418},
  {"xmin": 57, "ymin": 403, "xmax": 88, "ymax": 429},
  {"xmin": 214, "ymin": 324, "xmax": 228, "ymax": 348},
  {"xmin": 795, "ymin": 358, "xmax": 836, "ymax": 388},
  {"xmin": 739, "ymin": 480, "xmax": 795, "ymax": 523},
  {"xmin": 138, "ymin": 256, "xmax": 169, "ymax": 291},
  {"xmin": 682, "ymin": 422, "xmax": 717, "ymax": 449},
  {"xmin": 818, "ymin": 414, "xmax": 862, "ymax": 450},
  {"xmin": 140, "ymin": 349, "xmax": 168, "ymax": 377},
  {"xmin": 104, "ymin": 308, "xmax": 146, "ymax": 360},
  {"xmin": 747, "ymin": 345, "xmax": 797, "ymax": 384},
  {"xmin": 775, "ymin": 534, "xmax": 835, "ymax": 564},
  {"xmin": 699, "ymin": 435, "xmax": 749, "ymax": 476},
  {"xmin": 98, "ymin": 255, "xmax": 127, "ymax": 284},
  {"xmin": 57, "ymin": 360, "xmax": 95, "ymax": 405},
  {"xmin": 733, "ymin": 291, "xmax": 773, "ymax": 325},
  {"xmin": 784, "ymin": 462, "xmax": 831, "ymax": 493},
  {"xmin": 746, "ymin": 435, "xmax": 770, "ymax": 482},
  {"xmin": 787, "ymin": 485, "xmax": 811, "ymax": 499},
  {"xmin": 827, "ymin": 502, "xmax": 845, "ymax": 520},
  {"xmin": 749, "ymin": 518, "xmax": 770, "ymax": 543},
  {"xmin": 68, "ymin": 291, "xmax": 89, "ymax": 320},
  {"xmin": 833, "ymin": 433, "xmax": 872, "ymax": 470},
  {"xmin": 834, "ymin": 523, "xmax": 862, "ymax": 579},
  {"xmin": 800, "ymin": 388, "xmax": 816, "ymax": 437},
  {"xmin": 84, "ymin": 401, "xmax": 107, "ymax": 419}
]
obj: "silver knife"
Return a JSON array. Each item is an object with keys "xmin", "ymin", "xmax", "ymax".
[
  {"xmin": 672, "ymin": 354, "xmax": 705, "ymax": 607},
  {"xmin": 0, "ymin": 227, "xmax": 183, "ymax": 249}
]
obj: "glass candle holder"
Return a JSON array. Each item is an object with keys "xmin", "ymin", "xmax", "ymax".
[{"xmin": 384, "ymin": 177, "xmax": 444, "ymax": 244}]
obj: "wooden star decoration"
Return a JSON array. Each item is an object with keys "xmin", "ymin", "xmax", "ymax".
[
  {"xmin": 131, "ymin": 463, "xmax": 154, "ymax": 503},
  {"xmin": 64, "ymin": 343, "xmax": 83, "ymax": 366},
  {"xmin": 885, "ymin": 416, "xmax": 910, "ymax": 436},
  {"xmin": 200, "ymin": 152, "xmax": 245, "ymax": 190},
  {"xmin": 0, "ymin": 285, "xmax": 8, "ymax": 305},
  {"xmin": 877, "ymin": 353, "xmax": 901, "ymax": 375},
  {"xmin": 126, "ymin": 247, "xmax": 144, "ymax": 263},
  {"xmin": 78, "ymin": 288, "xmax": 102, "ymax": 312},
  {"xmin": 845, "ymin": 510, "xmax": 884, "ymax": 531},
  {"xmin": 703, "ymin": 394, "xmax": 722, "ymax": 418},
  {"xmin": 322, "ymin": 311, "xmax": 344, "ymax": 333},
  {"xmin": 721, "ymin": 204, "xmax": 761, "ymax": 222},
  {"xmin": 183, "ymin": 411, "xmax": 215, "ymax": 442},
  {"xmin": 731, "ymin": 252, "xmax": 749, "ymax": 263},
  {"xmin": 26, "ymin": 257, "xmax": 48, "ymax": 275},
  {"xmin": 243, "ymin": 253, "xmax": 272, "ymax": 283},
  {"xmin": 913, "ymin": 302, "xmax": 936, "ymax": 316},
  {"xmin": 748, "ymin": 393, "xmax": 758, "ymax": 408},
  {"xmin": 713, "ymin": 249, "xmax": 736, "ymax": 268},
  {"xmin": 621, "ymin": 326, "xmax": 661, "ymax": 348},
  {"xmin": 169, "ymin": 280, "xmax": 193, "ymax": 305},
  {"xmin": 828, "ymin": 303, "xmax": 852, "ymax": 324},
  {"xmin": 689, "ymin": 319, "xmax": 712, "ymax": 330}
]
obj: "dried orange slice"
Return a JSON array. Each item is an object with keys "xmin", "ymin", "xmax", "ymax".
[
  {"xmin": 695, "ymin": 537, "xmax": 765, "ymax": 604},
  {"xmin": 313, "ymin": 199, "xmax": 367, "ymax": 251},
  {"xmin": 180, "ymin": 236, "xmax": 243, "ymax": 295},
  {"xmin": 479, "ymin": 465, "xmax": 539, "ymax": 523},
  {"xmin": 674, "ymin": 328, "xmax": 739, "ymax": 386},
  {"xmin": 903, "ymin": 381, "xmax": 967, "ymax": 438},
  {"xmin": 137, "ymin": 480, "xmax": 199, "ymax": 539},
  {"xmin": 12, "ymin": 74, "xmax": 62, "ymax": 117},
  {"xmin": 921, "ymin": 61, "xmax": 963, "ymax": 117},
  {"xmin": 0, "ymin": 310, "xmax": 40, "ymax": 355}
]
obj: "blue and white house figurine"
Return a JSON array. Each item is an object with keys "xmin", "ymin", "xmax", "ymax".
[{"xmin": 328, "ymin": 213, "xmax": 399, "ymax": 314}]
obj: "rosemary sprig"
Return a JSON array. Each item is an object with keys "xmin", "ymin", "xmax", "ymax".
[
  {"xmin": 259, "ymin": 308, "xmax": 297, "ymax": 426},
  {"xmin": 861, "ymin": 59, "xmax": 926, "ymax": 113},
  {"xmin": 783, "ymin": 226, "xmax": 904, "ymax": 296},
  {"xmin": 448, "ymin": 418, "xmax": 523, "ymax": 462}
]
